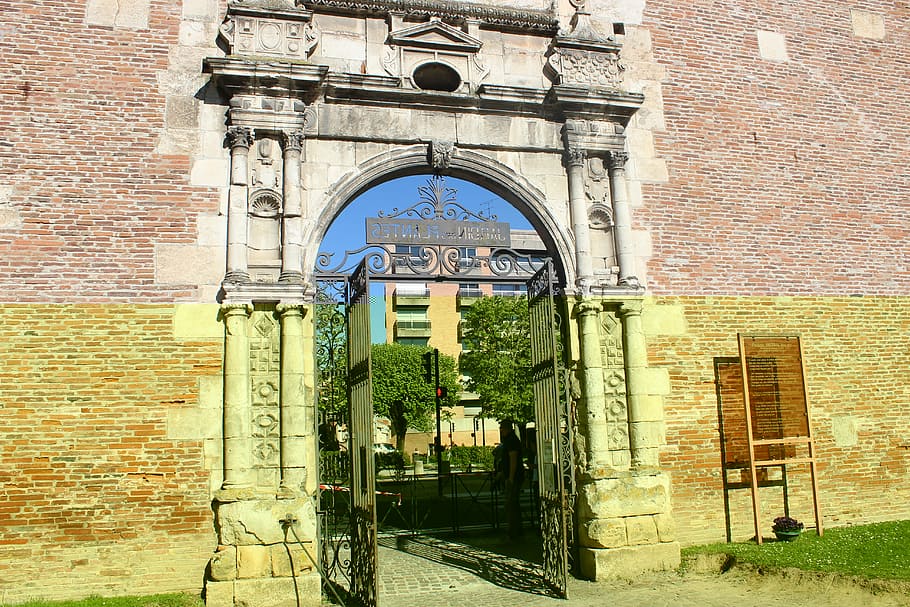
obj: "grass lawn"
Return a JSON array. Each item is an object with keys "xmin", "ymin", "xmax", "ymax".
[
  {"xmin": 682, "ymin": 520, "xmax": 910, "ymax": 581},
  {"xmin": 1, "ymin": 594, "xmax": 203, "ymax": 607}
]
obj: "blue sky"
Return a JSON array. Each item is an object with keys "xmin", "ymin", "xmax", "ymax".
[
  {"xmin": 319, "ymin": 174, "xmax": 533, "ymax": 260},
  {"xmin": 318, "ymin": 174, "xmax": 534, "ymax": 343}
]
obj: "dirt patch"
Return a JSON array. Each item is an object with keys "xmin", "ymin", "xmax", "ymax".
[{"xmin": 680, "ymin": 554, "xmax": 910, "ymax": 607}]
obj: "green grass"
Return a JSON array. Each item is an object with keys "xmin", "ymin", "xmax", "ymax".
[
  {"xmin": 682, "ymin": 520, "xmax": 910, "ymax": 581},
  {"xmin": 2, "ymin": 593, "xmax": 203, "ymax": 607}
]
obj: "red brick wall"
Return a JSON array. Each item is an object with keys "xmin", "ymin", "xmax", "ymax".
[
  {"xmin": 639, "ymin": 1, "xmax": 910, "ymax": 296},
  {"xmin": 649, "ymin": 296, "xmax": 910, "ymax": 544},
  {"xmin": 0, "ymin": 304, "xmax": 222, "ymax": 601},
  {"xmin": 0, "ymin": 0, "xmax": 220, "ymax": 302}
]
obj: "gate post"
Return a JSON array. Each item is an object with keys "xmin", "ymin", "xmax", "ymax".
[{"xmin": 573, "ymin": 296, "xmax": 680, "ymax": 580}]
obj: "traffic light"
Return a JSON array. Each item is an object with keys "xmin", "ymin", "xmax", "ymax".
[
  {"xmin": 422, "ymin": 350, "xmax": 433, "ymax": 383},
  {"xmin": 435, "ymin": 386, "xmax": 448, "ymax": 399}
]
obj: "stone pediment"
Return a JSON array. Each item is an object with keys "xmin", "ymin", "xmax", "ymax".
[{"xmin": 389, "ymin": 18, "xmax": 482, "ymax": 53}]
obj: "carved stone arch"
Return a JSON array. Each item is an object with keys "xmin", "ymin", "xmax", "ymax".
[{"xmin": 303, "ymin": 145, "xmax": 577, "ymax": 287}]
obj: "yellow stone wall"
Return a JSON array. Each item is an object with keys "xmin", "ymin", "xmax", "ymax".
[{"xmin": 645, "ymin": 296, "xmax": 910, "ymax": 544}]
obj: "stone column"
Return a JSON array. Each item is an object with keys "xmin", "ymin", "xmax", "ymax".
[
  {"xmin": 608, "ymin": 151, "xmax": 638, "ymax": 287},
  {"xmin": 222, "ymin": 303, "xmax": 254, "ymax": 491},
  {"xmin": 279, "ymin": 131, "xmax": 305, "ymax": 284},
  {"xmin": 575, "ymin": 299, "xmax": 611, "ymax": 473},
  {"xmin": 566, "ymin": 146, "xmax": 595, "ymax": 293},
  {"xmin": 225, "ymin": 126, "xmax": 253, "ymax": 283},
  {"xmin": 618, "ymin": 299, "xmax": 660, "ymax": 471},
  {"xmin": 277, "ymin": 303, "xmax": 308, "ymax": 495}
]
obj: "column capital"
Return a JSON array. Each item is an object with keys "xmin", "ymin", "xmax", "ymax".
[
  {"xmin": 276, "ymin": 303, "xmax": 307, "ymax": 317},
  {"xmin": 221, "ymin": 302, "xmax": 253, "ymax": 317},
  {"xmin": 618, "ymin": 299, "xmax": 643, "ymax": 317},
  {"xmin": 607, "ymin": 150, "xmax": 629, "ymax": 170},
  {"xmin": 574, "ymin": 298, "xmax": 602, "ymax": 317},
  {"xmin": 281, "ymin": 130, "xmax": 306, "ymax": 152},
  {"xmin": 226, "ymin": 126, "xmax": 253, "ymax": 150},
  {"xmin": 565, "ymin": 145, "xmax": 587, "ymax": 168}
]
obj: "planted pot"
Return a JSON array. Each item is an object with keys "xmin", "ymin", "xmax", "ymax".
[{"xmin": 774, "ymin": 530, "xmax": 801, "ymax": 541}]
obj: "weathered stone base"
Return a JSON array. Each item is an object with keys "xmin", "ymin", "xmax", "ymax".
[
  {"xmin": 579, "ymin": 542, "xmax": 681, "ymax": 580},
  {"xmin": 205, "ymin": 575, "xmax": 321, "ymax": 607}
]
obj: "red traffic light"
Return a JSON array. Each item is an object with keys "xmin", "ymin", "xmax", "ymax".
[{"xmin": 435, "ymin": 386, "xmax": 448, "ymax": 398}]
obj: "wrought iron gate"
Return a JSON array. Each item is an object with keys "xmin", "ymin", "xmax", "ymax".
[
  {"xmin": 527, "ymin": 260, "xmax": 574, "ymax": 598},
  {"xmin": 346, "ymin": 260, "xmax": 379, "ymax": 607}
]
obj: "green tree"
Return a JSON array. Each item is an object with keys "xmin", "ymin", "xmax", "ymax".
[
  {"xmin": 371, "ymin": 343, "xmax": 459, "ymax": 450},
  {"xmin": 459, "ymin": 295, "xmax": 533, "ymax": 424}
]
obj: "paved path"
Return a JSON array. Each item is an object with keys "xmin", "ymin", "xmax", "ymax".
[{"xmin": 366, "ymin": 532, "xmax": 909, "ymax": 607}]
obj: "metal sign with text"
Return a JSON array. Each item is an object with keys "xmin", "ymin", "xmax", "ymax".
[{"xmin": 365, "ymin": 217, "xmax": 512, "ymax": 248}]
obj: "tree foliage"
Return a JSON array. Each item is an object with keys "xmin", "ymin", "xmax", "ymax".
[
  {"xmin": 458, "ymin": 295, "xmax": 533, "ymax": 424},
  {"xmin": 371, "ymin": 343, "xmax": 460, "ymax": 450}
]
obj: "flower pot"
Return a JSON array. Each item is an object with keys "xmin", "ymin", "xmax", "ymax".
[{"xmin": 774, "ymin": 530, "xmax": 801, "ymax": 541}]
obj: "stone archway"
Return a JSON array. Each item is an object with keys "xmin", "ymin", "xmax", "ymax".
[{"xmin": 203, "ymin": 1, "xmax": 680, "ymax": 605}]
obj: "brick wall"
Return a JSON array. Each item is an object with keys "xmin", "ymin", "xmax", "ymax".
[
  {"xmin": 648, "ymin": 296, "xmax": 910, "ymax": 544},
  {"xmin": 0, "ymin": 305, "xmax": 222, "ymax": 602},
  {"xmin": 639, "ymin": 1, "xmax": 910, "ymax": 296},
  {"xmin": 0, "ymin": 0, "xmax": 222, "ymax": 302}
]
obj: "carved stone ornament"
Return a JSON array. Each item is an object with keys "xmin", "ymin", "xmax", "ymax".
[
  {"xmin": 227, "ymin": 126, "xmax": 254, "ymax": 149},
  {"xmin": 607, "ymin": 150, "xmax": 629, "ymax": 170},
  {"xmin": 219, "ymin": 3, "xmax": 319, "ymax": 60},
  {"xmin": 565, "ymin": 146, "xmax": 586, "ymax": 167},
  {"xmin": 282, "ymin": 130, "xmax": 306, "ymax": 152},
  {"xmin": 548, "ymin": 48, "xmax": 625, "ymax": 89},
  {"xmin": 429, "ymin": 140, "xmax": 455, "ymax": 171},
  {"xmin": 588, "ymin": 203, "xmax": 613, "ymax": 229}
]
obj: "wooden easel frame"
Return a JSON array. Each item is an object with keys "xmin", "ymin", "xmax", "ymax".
[{"xmin": 738, "ymin": 334, "xmax": 823, "ymax": 544}]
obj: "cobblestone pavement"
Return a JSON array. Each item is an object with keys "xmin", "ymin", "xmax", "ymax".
[{"xmin": 367, "ymin": 532, "xmax": 909, "ymax": 607}]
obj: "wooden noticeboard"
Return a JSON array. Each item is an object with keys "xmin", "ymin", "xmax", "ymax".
[{"xmin": 737, "ymin": 335, "xmax": 823, "ymax": 544}]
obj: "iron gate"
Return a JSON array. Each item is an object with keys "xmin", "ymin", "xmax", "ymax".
[
  {"xmin": 347, "ymin": 260, "xmax": 379, "ymax": 607},
  {"xmin": 527, "ymin": 260, "xmax": 574, "ymax": 598}
]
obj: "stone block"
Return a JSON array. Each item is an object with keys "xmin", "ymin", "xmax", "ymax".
[
  {"xmin": 831, "ymin": 416, "xmax": 859, "ymax": 447},
  {"xmin": 625, "ymin": 515, "xmax": 659, "ymax": 545},
  {"xmin": 270, "ymin": 543, "xmax": 314, "ymax": 577},
  {"xmin": 215, "ymin": 498, "xmax": 317, "ymax": 546},
  {"xmin": 166, "ymin": 96, "xmax": 198, "ymax": 129},
  {"xmin": 173, "ymin": 303, "xmax": 223, "ymax": 340},
  {"xmin": 197, "ymin": 214, "xmax": 227, "ymax": 247},
  {"xmin": 519, "ymin": 151, "xmax": 563, "ymax": 178},
  {"xmin": 579, "ymin": 542, "xmax": 680, "ymax": 580},
  {"xmin": 577, "ymin": 474, "xmax": 671, "ymax": 519},
  {"xmin": 628, "ymin": 157, "xmax": 668, "ymax": 183},
  {"xmin": 642, "ymin": 302, "xmax": 686, "ymax": 336},
  {"xmin": 233, "ymin": 576, "xmax": 321, "ymax": 607},
  {"xmin": 851, "ymin": 10, "xmax": 885, "ymax": 40},
  {"xmin": 655, "ymin": 512, "xmax": 676, "ymax": 542},
  {"xmin": 756, "ymin": 30, "xmax": 789, "ymax": 62},
  {"xmin": 199, "ymin": 375, "xmax": 223, "ymax": 409},
  {"xmin": 204, "ymin": 580, "xmax": 234, "ymax": 607},
  {"xmin": 237, "ymin": 545, "xmax": 271, "ymax": 579},
  {"xmin": 0, "ymin": 198, "xmax": 22, "ymax": 229},
  {"xmin": 209, "ymin": 546, "xmax": 237, "ymax": 581},
  {"xmin": 155, "ymin": 244, "xmax": 225, "ymax": 285},
  {"xmin": 191, "ymin": 158, "xmax": 230, "ymax": 188},
  {"xmin": 84, "ymin": 0, "xmax": 149, "ymax": 29},
  {"xmin": 167, "ymin": 406, "xmax": 221, "ymax": 441},
  {"xmin": 580, "ymin": 518, "xmax": 627, "ymax": 548}
]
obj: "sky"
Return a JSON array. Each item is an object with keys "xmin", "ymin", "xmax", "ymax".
[
  {"xmin": 319, "ymin": 174, "xmax": 533, "ymax": 262},
  {"xmin": 317, "ymin": 174, "xmax": 536, "ymax": 343}
]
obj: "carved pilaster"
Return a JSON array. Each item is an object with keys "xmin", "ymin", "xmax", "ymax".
[
  {"xmin": 574, "ymin": 298, "xmax": 611, "ymax": 473},
  {"xmin": 607, "ymin": 150, "xmax": 638, "ymax": 288},
  {"xmin": 280, "ymin": 131, "xmax": 305, "ymax": 284},
  {"xmin": 617, "ymin": 298, "xmax": 660, "ymax": 472},
  {"xmin": 225, "ymin": 128, "xmax": 254, "ymax": 284},
  {"xmin": 277, "ymin": 303, "xmax": 309, "ymax": 495},
  {"xmin": 221, "ymin": 303, "xmax": 254, "ymax": 493}
]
